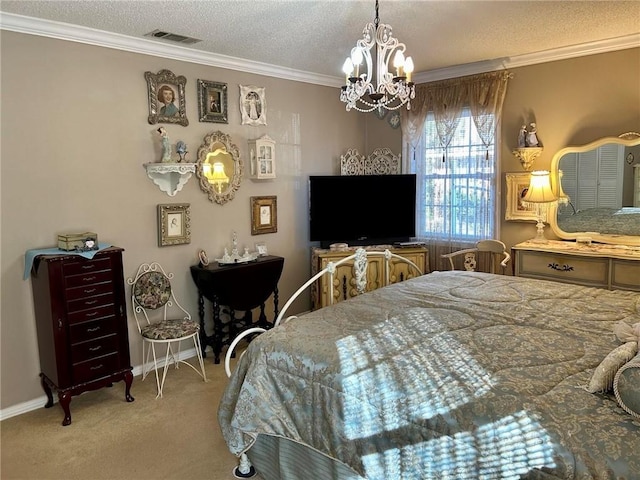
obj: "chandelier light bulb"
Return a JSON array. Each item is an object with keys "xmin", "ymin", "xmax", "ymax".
[
  {"xmin": 404, "ymin": 56, "xmax": 414, "ymax": 83},
  {"xmin": 393, "ymin": 50, "xmax": 405, "ymax": 76},
  {"xmin": 351, "ymin": 47, "xmax": 363, "ymax": 66},
  {"xmin": 342, "ymin": 58, "xmax": 354, "ymax": 83}
]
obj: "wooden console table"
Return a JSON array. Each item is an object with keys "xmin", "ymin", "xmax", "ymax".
[
  {"xmin": 190, "ymin": 255, "xmax": 284, "ymax": 363},
  {"xmin": 513, "ymin": 240, "xmax": 640, "ymax": 291}
]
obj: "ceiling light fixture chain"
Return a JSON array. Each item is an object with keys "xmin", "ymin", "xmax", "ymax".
[{"xmin": 340, "ymin": 0, "xmax": 415, "ymax": 113}]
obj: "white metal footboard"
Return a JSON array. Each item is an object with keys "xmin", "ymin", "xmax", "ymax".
[{"xmin": 222, "ymin": 248, "xmax": 422, "ymax": 478}]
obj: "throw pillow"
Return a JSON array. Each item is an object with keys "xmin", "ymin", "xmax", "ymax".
[
  {"xmin": 586, "ymin": 342, "xmax": 638, "ymax": 393},
  {"xmin": 613, "ymin": 353, "xmax": 640, "ymax": 419}
]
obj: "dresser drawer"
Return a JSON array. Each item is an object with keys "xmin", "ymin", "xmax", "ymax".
[
  {"xmin": 611, "ymin": 259, "xmax": 640, "ymax": 291},
  {"xmin": 67, "ymin": 292, "xmax": 114, "ymax": 313},
  {"xmin": 66, "ymin": 281, "xmax": 114, "ymax": 301},
  {"xmin": 517, "ymin": 250, "xmax": 608, "ymax": 287},
  {"xmin": 72, "ymin": 352, "xmax": 120, "ymax": 384},
  {"xmin": 67, "ymin": 304, "xmax": 116, "ymax": 325},
  {"xmin": 64, "ymin": 270, "xmax": 114, "ymax": 289},
  {"xmin": 71, "ymin": 334, "xmax": 119, "ymax": 363},
  {"xmin": 63, "ymin": 256, "xmax": 112, "ymax": 276},
  {"xmin": 69, "ymin": 317, "xmax": 118, "ymax": 343}
]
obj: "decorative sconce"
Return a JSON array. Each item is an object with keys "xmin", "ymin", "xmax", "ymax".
[
  {"xmin": 522, "ymin": 170, "xmax": 558, "ymax": 243},
  {"xmin": 203, "ymin": 161, "xmax": 229, "ymax": 192}
]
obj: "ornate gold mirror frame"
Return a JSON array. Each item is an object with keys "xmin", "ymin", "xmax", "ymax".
[{"xmin": 195, "ymin": 131, "xmax": 243, "ymax": 205}]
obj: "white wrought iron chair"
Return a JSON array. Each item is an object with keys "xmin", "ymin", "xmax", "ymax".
[
  {"xmin": 128, "ymin": 262, "xmax": 207, "ymax": 398},
  {"xmin": 440, "ymin": 239, "xmax": 511, "ymax": 274},
  {"xmin": 222, "ymin": 247, "xmax": 423, "ymax": 478}
]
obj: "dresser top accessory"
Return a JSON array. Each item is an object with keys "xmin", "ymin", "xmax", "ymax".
[{"xmin": 24, "ymin": 242, "xmax": 113, "ymax": 280}]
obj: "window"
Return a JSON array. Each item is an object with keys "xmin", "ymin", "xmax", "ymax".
[{"xmin": 416, "ymin": 108, "xmax": 497, "ymax": 242}]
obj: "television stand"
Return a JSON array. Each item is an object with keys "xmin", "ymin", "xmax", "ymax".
[{"xmin": 310, "ymin": 245, "xmax": 429, "ymax": 310}]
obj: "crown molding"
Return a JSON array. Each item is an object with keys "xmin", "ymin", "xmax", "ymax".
[
  {"xmin": 414, "ymin": 33, "xmax": 640, "ymax": 84},
  {"xmin": 0, "ymin": 12, "xmax": 344, "ymax": 88},
  {"xmin": 1, "ymin": 12, "xmax": 638, "ymax": 88}
]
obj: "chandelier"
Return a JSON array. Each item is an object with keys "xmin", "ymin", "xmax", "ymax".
[{"xmin": 340, "ymin": 0, "xmax": 415, "ymax": 113}]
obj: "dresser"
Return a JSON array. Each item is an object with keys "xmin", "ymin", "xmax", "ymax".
[
  {"xmin": 513, "ymin": 240, "xmax": 640, "ymax": 291},
  {"xmin": 190, "ymin": 255, "xmax": 285, "ymax": 364},
  {"xmin": 311, "ymin": 245, "xmax": 429, "ymax": 309},
  {"xmin": 30, "ymin": 248, "xmax": 134, "ymax": 425}
]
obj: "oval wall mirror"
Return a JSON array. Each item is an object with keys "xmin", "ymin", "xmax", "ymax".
[
  {"xmin": 196, "ymin": 131, "xmax": 243, "ymax": 205},
  {"xmin": 548, "ymin": 132, "xmax": 640, "ymax": 246}
]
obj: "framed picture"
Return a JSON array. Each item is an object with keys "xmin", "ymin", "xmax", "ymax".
[
  {"xmin": 240, "ymin": 85, "xmax": 267, "ymax": 126},
  {"xmin": 145, "ymin": 69, "xmax": 188, "ymax": 126},
  {"xmin": 157, "ymin": 203, "xmax": 191, "ymax": 246},
  {"xmin": 255, "ymin": 242, "xmax": 268, "ymax": 256},
  {"xmin": 505, "ymin": 172, "xmax": 537, "ymax": 221},
  {"xmin": 388, "ymin": 111, "xmax": 401, "ymax": 129},
  {"xmin": 251, "ymin": 196, "xmax": 277, "ymax": 235},
  {"xmin": 197, "ymin": 79, "xmax": 228, "ymax": 124}
]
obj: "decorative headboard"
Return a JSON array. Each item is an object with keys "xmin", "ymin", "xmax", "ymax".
[{"xmin": 340, "ymin": 147, "xmax": 401, "ymax": 175}]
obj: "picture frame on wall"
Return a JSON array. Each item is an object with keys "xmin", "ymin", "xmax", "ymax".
[
  {"xmin": 240, "ymin": 85, "xmax": 267, "ymax": 126},
  {"xmin": 145, "ymin": 69, "xmax": 188, "ymax": 126},
  {"xmin": 158, "ymin": 203, "xmax": 191, "ymax": 246},
  {"xmin": 250, "ymin": 196, "xmax": 277, "ymax": 235},
  {"xmin": 505, "ymin": 172, "xmax": 537, "ymax": 221},
  {"xmin": 197, "ymin": 79, "xmax": 228, "ymax": 124}
]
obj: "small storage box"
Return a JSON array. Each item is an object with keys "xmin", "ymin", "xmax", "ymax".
[{"xmin": 58, "ymin": 232, "xmax": 99, "ymax": 252}]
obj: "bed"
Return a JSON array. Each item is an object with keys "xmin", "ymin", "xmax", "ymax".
[
  {"xmin": 557, "ymin": 207, "xmax": 640, "ymax": 236},
  {"xmin": 218, "ymin": 269, "xmax": 640, "ymax": 479}
]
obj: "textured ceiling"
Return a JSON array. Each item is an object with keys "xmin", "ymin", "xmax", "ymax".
[{"xmin": 1, "ymin": 0, "xmax": 639, "ymax": 79}]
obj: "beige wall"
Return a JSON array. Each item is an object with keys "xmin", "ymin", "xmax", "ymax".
[{"xmin": 1, "ymin": 30, "xmax": 639, "ymax": 411}]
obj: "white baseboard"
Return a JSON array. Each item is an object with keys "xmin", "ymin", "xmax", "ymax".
[{"xmin": 0, "ymin": 347, "xmax": 199, "ymax": 422}]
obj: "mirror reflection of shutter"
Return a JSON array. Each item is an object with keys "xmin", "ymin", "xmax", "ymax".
[
  {"xmin": 577, "ymin": 150, "xmax": 598, "ymax": 210},
  {"xmin": 597, "ymin": 144, "xmax": 624, "ymax": 208}
]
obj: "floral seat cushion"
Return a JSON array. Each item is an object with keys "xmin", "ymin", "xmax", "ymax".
[
  {"xmin": 141, "ymin": 319, "xmax": 199, "ymax": 340},
  {"xmin": 133, "ymin": 271, "xmax": 171, "ymax": 310}
]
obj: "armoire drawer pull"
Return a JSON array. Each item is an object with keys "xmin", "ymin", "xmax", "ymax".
[
  {"xmin": 81, "ymin": 265, "xmax": 95, "ymax": 270},
  {"xmin": 90, "ymin": 364, "xmax": 104, "ymax": 371},
  {"xmin": 83, "ymin": 288, "xmax": 96, "ymax": 294},
  {"xmin": 84, "ymin": 300, "xmax": 98, "ymax": 305},
  {"xmin": 86, "ymin": 311, "xmax": 98, "ymax": 317},
  {"xmin": 82, "ymin": 276, "xmax": 96, "ymax": 282},
  {"xmin": 89, "ymin": 346, "xmax": 102, "ymax": 352},
  {"xmin": 86, "ymin": 326, "xmax": 101, "ymax": 333}
]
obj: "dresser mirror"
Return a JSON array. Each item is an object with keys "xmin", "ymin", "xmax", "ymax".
[
  {"xmin": 548, "ymin": 133, "xmax": 640, "ymax": 246},
  {"xmin": 196, "ymin": 131, "xmax": 243, "ymax": 205}
]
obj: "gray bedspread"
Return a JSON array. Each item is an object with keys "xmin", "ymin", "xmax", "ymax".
[{"xmin": 218, "ymin": 271, "xmax": 640, "ymax": 479}]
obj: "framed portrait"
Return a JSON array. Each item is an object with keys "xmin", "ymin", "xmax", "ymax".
[
  {"xmin": 157, "ymin": 203, "xmax": 191, "ymax": 246},
  {"xmin": 505, "ymin": 172, "xmax": 537, "ymax": 221},
  {"xmin": 240, "ymin": 85, "xmax": 267, "ymax": 126},
  {"xmin": 251, "ymin": 196, "xmax": 277, "ymax": 235},
  {"xmin": 255, "ymin": 242, "xmax": 268, "ymax": 256},
  {"xmin": 197, "ymin": 79, "xmax": 228, "ymax": 124},
  {"xmin": 145, "ymin": 69, "xmax": 188, "ymax": 126}
]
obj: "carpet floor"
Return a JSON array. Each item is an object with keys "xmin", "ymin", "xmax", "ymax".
[{"xmin": 1, "ymin": 353, "xmax": 257, "ymax": 480}]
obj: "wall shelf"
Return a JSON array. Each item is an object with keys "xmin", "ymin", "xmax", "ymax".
[
  {"xmin": 143, "ymin": 162, "xmax": 195, "ymax": 196},
  {"xmin": 512, "ymin": 147, "xmax": 543, "ymax": 171}
]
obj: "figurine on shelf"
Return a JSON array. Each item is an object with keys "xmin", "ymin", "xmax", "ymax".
[
  {"xmin": 518, "ymin": 125, "xmax": 527, "ymax": 148},
  {"xmin": 157, "ymin": 127, "xmax": 172, "ymax": 163},
  {"xmin": 176, "ymin": 141, "xmax": 188, "ymax": 163},
  {"xmin": 526, "ymin": 123, "xmax": 540, "ymax": 147}
]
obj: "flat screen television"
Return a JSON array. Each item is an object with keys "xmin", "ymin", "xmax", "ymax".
[{"xmin": 309, "ymin": 174, "xmax": 417, "ymax": 248}]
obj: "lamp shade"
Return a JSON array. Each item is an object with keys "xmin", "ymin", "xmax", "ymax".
[{"xmin": 522, "ymin": 170, "xmax": 557, "ymax": 204}]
